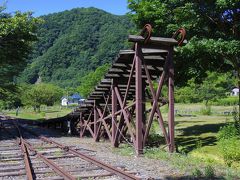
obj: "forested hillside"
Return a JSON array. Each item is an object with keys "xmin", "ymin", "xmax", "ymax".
[{"xmin": 18, "ymin": 8, "xmax": 133, "ymax": 87}]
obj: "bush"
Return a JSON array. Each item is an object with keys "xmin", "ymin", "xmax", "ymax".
[
  {"xmin": 218, "ymin": 124, "xmax": 238, "ymax": 140},
  {"xmin": 200, "ymin": 105, "xmax": 212, "ymax": 115},
  {"xmin": 192, "ymin": 168, "xmax": 202, "ymax": 178},
  {"xmin": 204, "ymin": 165, "xmax": 215, "ymax": 178},
  {"xmin": 175, "ymin": 84, "xmax": 199, "ymax": 103},
  {"xmin": 218, "ymin": 112, "xmax": 240, "ymax": 166},
  {"xmin": 40, "ymin": 112, "xmax": 46, "ymax": 117},
  {"xmin": 212, "ymin": 96, "xmax": 239, "ymax": 106},
  {"xmin": 218, "ymin": 137, "xmax": 240, "ymax": 166},
  {"xmin": 233, "ymin": 107, "xmax": 240, "ymax": 136},
  {"xmin": 195, "ymin": 139, "xmax": 203, "ymax": 149},
  {"xmin": 146, "ymin": 134, "xmax": 164, "ymax": 147}
]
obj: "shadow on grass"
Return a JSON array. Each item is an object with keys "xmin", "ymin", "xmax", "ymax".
[
  {"xmin": 175, "ymin": 123, "xmax": 226, "ymax": 153},
  {"xmin": 179, "ymin": 123, "xmax": 226, "ymax": 136},
  {"xmin": 174, "ymin": 120, "xmax": 206, "ymax": 126},
  {"xmin": 150, "ymin": 121, "xmax": 227, "ymax": 153},
  {"xmin": 163, "ymin": 120, "xmax": 207, "ymax": 129},
  {"xmin": 176, "ymin": 136, "xmax": 217, "ymax": 153}
]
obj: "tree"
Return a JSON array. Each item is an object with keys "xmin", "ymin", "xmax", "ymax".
[
  {"xmin": 0, "ymin": 7, "xmax": 41, "ymax": 99},
  {"xmin": 21, "ymin": 83, "xmax": 63, "ymax": 112},
  {"xmin": 197, "ymin": 72, "xmax": 234, "ymax": 105},
  {"xmin": 175, "ymin": 78, "xmax": 199, "ymax": 103},
  {"xmin": 77, "ymin": 64, "xmax": 110, "ymax": 98},
  {"xmin": 0, "ymin": 89, "xmax": 21, "ymax": 110},
  {"xmin": 18, "ymin": 8, "xmax": 133, "ymax": 87},
  {"xmin": 175, "ymin": 72, "xmax": 236, "ymax": 104},
  {"xmin": 127, "ymin": 0, "xmax": 240, "ymax": 84}
]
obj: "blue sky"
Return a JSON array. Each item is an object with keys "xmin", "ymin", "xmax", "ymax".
[{"xmin": 3, "ymin": 0, "xmax": 129, "ymax": 16}]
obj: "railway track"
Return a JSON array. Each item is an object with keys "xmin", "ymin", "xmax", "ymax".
[{"xmin": 0, "ymin": 116, "xmax": 141, "ymax": 180}]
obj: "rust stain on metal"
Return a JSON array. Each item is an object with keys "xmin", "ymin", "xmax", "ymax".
[
  {"xmin": 76, "ymin": 24, "xmax": 187, "ymax": 155},
  {"xmin": 172, "ymin": 28, "xmax": 186, "ymax": 46},
  {"xmin": 140, "ymin": 24, "xmax": 152, "ymax": 44}
]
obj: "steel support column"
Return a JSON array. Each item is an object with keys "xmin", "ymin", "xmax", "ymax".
[
  {"xmin": 142, "ymin": 81, "xmax": 146, "ymax": 136},
  {"xmin": 94, "ymin": 101, "xmax": 99, "ymax": 142},
  {"xmin": 135, "ymin": 43, "xmax": 143, "ymax": 155},
  {"xmin": 168, "ymin": 47, "xmax": 175, "ymax": 152},
  {"xmin": 79, "ymin": 112, "xmax": 83, "ymax": 138},
  {"xmin": 76, "ymin": 26, "xmax": 186, "ymax": 155},
  {"xmin": 111, "ymin": 79, "xmax": 117, "ymax": 147}
]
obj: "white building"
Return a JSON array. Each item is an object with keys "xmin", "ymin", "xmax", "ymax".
[
  {"xmin": 61, "ymin": 93, "xmax": 84, "ymax": 106},
  {"xmin": 61, "ymin": 97, "xmax": 68, "ymax": 106},
  {"xmin": 231, "ymin": 88, "xmax": 239, "ymax": 96}
]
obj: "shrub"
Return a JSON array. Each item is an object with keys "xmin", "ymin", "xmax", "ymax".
[
  {"xmin": 217, "ymin": 124, "xmax": 238, "ymax": 140},
  {"xmin": 40, "ymin": 112, "xmax": 46, "ymax": 117},
  {"xmin": 147, "ymin": 134, "xmax": 165, "ymax": 147},
  {"xmin": 218, "ymin": 108, "xmax": 240, "ymax": 166},
  {"xmin": 213, "ymin": 96, "xmax": 239, "ymax": 106},
  {"xmin": 200, "ymin": 105, "xmax": 212, "ymax": 115},
  {"xmin": 195, "ymin": 139, "xmax": 202, "ymax": 149},
  {"xmin": 204, "ymin": 165, "xmax": 215, "ymax": 178},
  {"xmin": 218, "ymin": 137, "xmax": 240, "ymax": 166},
  {"xmin": 192, "ymin": 168, "xmax": 202, "ymax": 178},
  {"xmin": 175, "ymin": 84, "xmax": 199, "ymax": 103},
  {"xmin": 233, "ymin": 107, "xmax": 240, "ymax": 136}
]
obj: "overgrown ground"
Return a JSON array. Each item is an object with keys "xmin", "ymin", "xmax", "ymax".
[
  {"xmin": 115, "ymin": 103, "xmax": 240, "ymax": 179},
  {"xmin": 2, "ymin": 103, "xmax": 240, "ymax": 178},
  {"xmin": 2, "ymin": 106, "xmax": 72, "ymax": 120}
]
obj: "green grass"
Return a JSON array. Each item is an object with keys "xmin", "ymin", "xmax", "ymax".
[
  {"xmin": 161, "ymin": 104, "xmax": 236, "ymax": 154},
  {"xmin": 114, "ymin": 144, "xmax": 240, "ymax": 179},
  {"xmin": 114, "ymin": 103, "xmax": 240, "ymax": 179},
  {"xmin": 2, "ymin": 106, "xmax": 72, "ymax": 120},
  {"xmin": 175, "ymin": 115, "xmax": 229, "ymax": 153}
]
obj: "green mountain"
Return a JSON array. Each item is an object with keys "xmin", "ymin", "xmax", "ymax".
[{"xmin": 18, "ymin": 8, "xmax": 133, "ymax": 87}]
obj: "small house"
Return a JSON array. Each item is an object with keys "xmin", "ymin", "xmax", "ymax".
[
  {"xmin": 61, "ymin": 93, "xmax": 84, "ymax": 106},
  {"xmin": 231, "ymin": 87, "xmax": 239, "ymax": 96},
  {"xmin": 70, "ymin": 93, "xmax": 82, "ymax": 104},
  {"xmin": 61, "ymin": 96, "xmax": 68, "ymax": 106}
]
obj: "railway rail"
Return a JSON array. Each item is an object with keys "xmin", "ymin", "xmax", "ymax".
[{"xmin": 0, "ymin": 116, "xmax": 141, "ymax": 180}]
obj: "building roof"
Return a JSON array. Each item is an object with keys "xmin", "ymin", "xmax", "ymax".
[
  {"xmin": 71, "ymin": 93, "xmax": 82, "ymax": 99},
  {"xmin": 232, "ymin": 88, "xmax": 239, "ymax": 92},
  {"xmin": 61, "ymin": 96, "xmax": 68, "ymax": 100}
]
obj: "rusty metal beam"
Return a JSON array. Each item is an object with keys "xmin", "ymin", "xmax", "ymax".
[
  {"xmin": 135, "ymin": 43, "xmax": 144, "ymax": 155},
  {"xmin": 168, "ymin": 47, "xmax": 175, "ymax": 152},
  {"xmin": 111, "ymin": 79, "xmax": 117, "ymax": 147},
  {"xmin": 24, "ymin": 140, "xmax": 76, "ymax": 180},
  {"xmin": 76, "ymin": 25, "xmax": 185, "ymax": 154},
  {"xmin": 20, "ymin": 139, "xmax": 34, "ymax": 180},
  {"xmin": 21, "ymin": 126, "xmax": 140, "ymax": 180}
]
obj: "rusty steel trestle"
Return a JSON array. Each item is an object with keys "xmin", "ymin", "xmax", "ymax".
[{"xmin": 78, "ymin": 25, "xmax": 186, "ymax": 155}]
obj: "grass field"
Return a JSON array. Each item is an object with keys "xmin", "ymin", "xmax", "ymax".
[
  {"xmin": 2, "ymin": 106, "xmax": 72, "ymax": 120},
  {"xmin": 2, "ymin": 103, "xmax": 240, "ymax": 178},
  {"xmin": 114, "ymin": 103, "xmax": 240, "ymax": 179},
  {"xmin": 150, "ymin": 103, "xmax": 236, "ymax": 152},
  {"xmin": 174, "ymin": 104, "xmax": 237, "ymax": 155}
]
